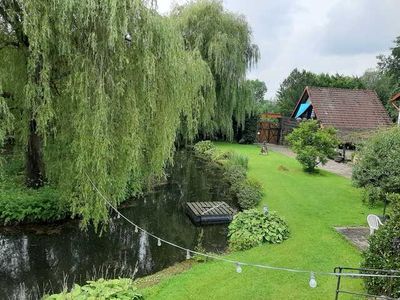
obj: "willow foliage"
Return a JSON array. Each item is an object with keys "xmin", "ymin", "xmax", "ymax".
[
  {"xmin": 0, "ymin": 0, "xmax": 214, "ymax": 228},
  {"xmin": 172, "ymin": 0, "xmax": 259, "ymax": 137}
]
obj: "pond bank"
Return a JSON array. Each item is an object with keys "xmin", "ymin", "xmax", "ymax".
[{"xmin": 0, "ymin": 150, "xmax": 234, "ymax": 299}]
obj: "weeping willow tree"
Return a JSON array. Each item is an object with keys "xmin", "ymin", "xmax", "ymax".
[
  {"xmin": 0, "ymin": 0, "xmax": 215, "ymax": 228},
  {"xmin": 172, "ymin": 0, "xmax": 259, "ymax": 137}
]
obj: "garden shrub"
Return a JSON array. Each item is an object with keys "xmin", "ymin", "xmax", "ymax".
[
  {"xmin": 0, "ymin": 185, "xmax": 66, "ymax": 224},
  {"xmin": 228, "ymin": 209, "xmax": 290, "ymax": 251},
  {"xmin": 225, "ymin": 152, "xmax": 249, "ymax": 169},
  {"xmin": 231, "ymin": 178, "xmax": 263, "ymax": 210},
  {"xmin": 223, "ymin": 164, "xmax": 247, "ymax": 185},
  {"xmin": 286, "ymin": 120, "xmax": 338, "ymax": 172},
  {"xmin": 193, "ymin": 140, "xmax": 216, "ymax": 159},
  {"xmin": 353, "ymin": 127, "xmax": 400, "ymax": 204},
  {"xmin": 361, "ymin": 185, "xmax": 386, "ymax": 207},
  {"xmin": 44, "ymin": 278, "xmax": 143, "ymax": 300},
  {"xmin": 0, "ymin": 155, "xmax": 68, "ymax": 224},
  {"xmin": 361, "ymin": 193, "xmax": 400, "ymax": 298}
]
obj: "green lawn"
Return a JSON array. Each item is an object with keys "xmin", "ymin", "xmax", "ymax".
[{"xmin": 143, "ymin": 143, "xmax": 381, "ymax": 299}]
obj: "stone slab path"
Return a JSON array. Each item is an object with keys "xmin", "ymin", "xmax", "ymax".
[
  {"xmin": 265, "ymin": 143, "xmax": 353, "ymax": 179},
  {"xmin": 335, "ymin": 227, "xmax": 370, "ymax": 251}
]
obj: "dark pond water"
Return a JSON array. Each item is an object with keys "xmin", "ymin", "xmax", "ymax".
[{"xmin": 0, "ymin": 151, "xmax": 234, "ymax": 299}]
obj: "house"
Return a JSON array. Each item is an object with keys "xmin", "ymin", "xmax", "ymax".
[{"xmin": 290, "ymin": 87, "xmax": 393, "ymax": 143}]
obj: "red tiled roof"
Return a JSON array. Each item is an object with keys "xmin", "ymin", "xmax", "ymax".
[{"xmin": 304, "ymin": 87, "xmax": 392, "ymax": 130}]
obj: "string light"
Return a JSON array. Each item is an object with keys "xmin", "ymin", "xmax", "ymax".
[
  {"xmin": 236, "ymin": 263, "xmax": 243, "ymax": 273},
  {"xmin": 309, "ymin": 272, "xmax": 317, "ymax": 288},
  {"xmin": 186, "ymin": 250, "xmax": 191, "ymax": 260},
  {"xmin": 86, "ymin": 174, "xmax": 400, "ymax": 282}
]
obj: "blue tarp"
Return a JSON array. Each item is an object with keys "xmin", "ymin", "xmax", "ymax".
[{"xmin": 295, "ymin": 102, "xmax": 311, "ymax": 118}]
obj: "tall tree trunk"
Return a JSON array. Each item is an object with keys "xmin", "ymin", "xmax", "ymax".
[{"xmin": 26, "ymin": 119, "xmax": 44, "ymax": 188}]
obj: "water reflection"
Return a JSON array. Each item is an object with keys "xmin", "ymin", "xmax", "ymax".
[{"xmin": 0, "ymin": 151, "xmax": 233, "ymax": 299}]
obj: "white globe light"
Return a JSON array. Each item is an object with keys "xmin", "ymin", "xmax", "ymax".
[
  {"xmin": 309, "ymin": 272, "xmax": 317, "ymax": 288},
  {"xmin": 236, "ymin": 263, "xmax": 242, "ymax": 273}
]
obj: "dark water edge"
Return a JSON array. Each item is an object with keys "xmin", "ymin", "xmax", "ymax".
[{"xmin": 0, "ymin": 150, "xmax": 234, "ymax": 299}]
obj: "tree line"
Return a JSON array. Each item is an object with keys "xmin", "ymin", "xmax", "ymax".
[{"xmin": 275, "ymin": 36, "xmax": 400, "ymax": 118}]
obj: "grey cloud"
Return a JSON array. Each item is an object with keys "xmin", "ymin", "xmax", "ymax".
[{"xmin": 319, "ymin": 0, "xmax": 400, "ymax": 55}]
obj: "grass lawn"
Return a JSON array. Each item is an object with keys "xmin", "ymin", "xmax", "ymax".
[{"xmin": 143, "ymin": 143, "xmax": 382, "ymax": 299}]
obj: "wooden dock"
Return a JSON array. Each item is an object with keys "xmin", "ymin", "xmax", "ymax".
[{"xmin": 186, "ymin": 201, "xmax": 236, "ymax": 225}]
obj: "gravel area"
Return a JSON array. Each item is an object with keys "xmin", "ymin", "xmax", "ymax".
[{"xmin": 264, "ymin": 143, "xmax": 353, "ymax": 179}]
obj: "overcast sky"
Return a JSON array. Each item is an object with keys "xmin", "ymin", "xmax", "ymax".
[{"xmin": 157, "ymin": 0, "xmax": 400, "ymax": 98}]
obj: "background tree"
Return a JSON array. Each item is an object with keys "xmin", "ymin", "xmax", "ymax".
[
  {"xmin": 249, "ymin": 79, "xmax": 267, "ymax": 104},
  {"xmin": 0, "ymin": 0, "xmax": 217, "ymax": 228},
  {"xmin": 234, "ymin": 79, "xmax": 268, "ymax": 144},
  {"xmin": 173, "ymin": 0, "xmax": 259, "ymax": 138},
  {"xmin": 361, "ymin": 69, "xmax": 396, "ymax": 119},
  {"xmin": 276, "ymin": 69, "xmax": 317, "ymax": 117},
  {"xmin": 286, "ymin": 120, "xmax": 339, "ymax": 172},
  {"xmin": 276, "ymin": 69, "xmax": 365, "ymax": 116}
]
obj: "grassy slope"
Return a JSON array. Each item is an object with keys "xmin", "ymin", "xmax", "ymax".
[{"xmin": 143, "ymin": 143, "xmax": 381, "ymax": 299}]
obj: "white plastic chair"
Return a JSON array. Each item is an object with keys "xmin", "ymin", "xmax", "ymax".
[{"xmin": 367, "ymin": 214, "xmax": 383, "ymax": 235}]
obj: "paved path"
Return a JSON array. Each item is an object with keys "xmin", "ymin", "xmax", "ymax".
[
  {"xmin": 335, "ymin": 227, "xmax": 370, "ymax": 251},
  {"xmin": 265, "ymin": 143, "xmax": 353, "ymax": 179}
]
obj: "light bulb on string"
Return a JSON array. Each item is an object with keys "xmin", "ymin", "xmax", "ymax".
[
  {"xmin": 117, "ymin": 213, "xmax": 121, "ymax": 219},
  {"xmin": 134, "ymin": 225, "xmax": 139, "ymax": 233},
  {"xmin": 157, "ymin": 238, "xmax": 162, "ymax": 247},
  {"xmin": 186, "ymin": 250, "xmax": 191, "ymax": 260},
  {"xmin": 309, "ymin": 272, "xmax": 317, "ymax": 288},
  {"xmin": 236, "ymin": 263, "xmax": 242, "ymax": 273}
]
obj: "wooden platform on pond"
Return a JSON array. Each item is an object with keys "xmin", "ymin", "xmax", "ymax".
[{"xmin": 186, "ymin": 201, "xmax": 236, "ymax": 225}]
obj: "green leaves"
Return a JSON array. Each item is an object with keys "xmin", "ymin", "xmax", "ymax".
[
  {"xmin": 353, "ymin": 127, "xmax": 400, "ymax": 196},
  {"xmin": 173, "ymin": 0, "xmax": 259, "ymax": 138},
  {"xmin": 44, "ymin": 278, "xmax": 143, "ymax": 300},
  {"xmin": 228, "ymin": 209, "xmax": 290, "ymax": 251},
  {"xmin": 0, "ymin": 0, "xmax": 219, "ymax": 229},
  {"xmin": 362, "ymin": 194, "xmax": 400, "ymax": 298},
  {"xmin": 230, "ymin": 178, "xmax": 263, "ymax": 210},
  {"xmin": 286, "ymin": 120, "xmax": 339, "ymax": 172}
]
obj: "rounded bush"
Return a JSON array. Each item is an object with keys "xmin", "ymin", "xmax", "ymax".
[
  {"xmin": 353, "ymin": 127, "xmax": 400, "ymax": 197},
  {"xmin": 223, "ymin": 164, "xmax": 247, "ymax": 185},
  {"xmin": 193, "ymin": 140, "xmax": 216, "ymax": 159},
  {"xmin": 231, "ymin": 178, "xmax": 263, "ymax": 210},
  {"xmin": 228, "ymin": 209, "xmax": 290, "ymax": 251},
  {"xmin": 361, "ymin": 194, "xmax": 400, "ymax": 298}
]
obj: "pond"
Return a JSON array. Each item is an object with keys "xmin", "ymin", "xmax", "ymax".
[{"xmin": 0, "ymin": 151, "xmax": 234, "ymax": 299}]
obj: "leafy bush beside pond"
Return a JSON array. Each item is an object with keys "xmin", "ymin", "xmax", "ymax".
[
  {"xmin": 231, "ymin": 178, "xmax": 263, "ymax": 210},
  {"xmin": 223, "ymin": 164, "xmax": 247, "ymax": 185},
  {"xmin": 193, "ymin": 140, "xmax": 262, "ymax": 210},
  {"xmin": 225, "ymin": 152, "xmax": 248, "ymax": 169},
  {"xmin": 228, "ymin": 209, "xmax": 290, "ymax": 251},
  {"xmin": 0, "ymin": 155, "xmax": 68, "ymax": 224},
  {"xmin": 193, "ymin": 140, "xmax": 216, "ymax": 159},
  {"xmin": 44, "ymin": 278, "xmax": 143, "ymax": 300}
]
